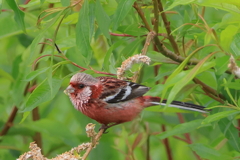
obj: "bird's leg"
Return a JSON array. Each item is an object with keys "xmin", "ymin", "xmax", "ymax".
[{"xmin": 99, "ymin": 123, "xmax": 119, "ymax": 134}]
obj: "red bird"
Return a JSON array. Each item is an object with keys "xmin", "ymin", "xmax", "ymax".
[{"xmin": 65, "ymin": 73, "xmax": 208, "ymax": 130}]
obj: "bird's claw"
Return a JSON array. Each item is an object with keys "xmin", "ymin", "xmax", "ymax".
[{"xmin": 99, "ymin": 124, "xmax": 109, "ymax": 134}]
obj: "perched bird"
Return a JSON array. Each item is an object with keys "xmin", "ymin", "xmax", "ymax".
[{"xmin": 65, "ymin": 73, "xmax": 208, "ymax": 130}]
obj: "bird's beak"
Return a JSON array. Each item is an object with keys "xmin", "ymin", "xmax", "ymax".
[{"xmin": 64, "ymin": 85, "xmax": 75, "ymax": 95}]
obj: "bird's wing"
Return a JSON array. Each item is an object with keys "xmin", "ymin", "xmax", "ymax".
[{"xmin": 97, "ymin": 77, "xmax": 150, "ymax": 103}]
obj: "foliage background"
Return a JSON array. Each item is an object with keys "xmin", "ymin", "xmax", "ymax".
[{"xmin": 1, "ymin": 0, "xmax": 240, "ymax": 159}]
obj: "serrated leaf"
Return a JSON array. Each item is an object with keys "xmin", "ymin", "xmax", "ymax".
[
  {"xmin": 111, "ymin": 0, "xmax": 135, "ymax": 31},
  {"xmin": 202, "ymin": 110, "xmax": 240, "ymax": 124},
  {"xmin": 158, "ymin": 119, "xmax": 203, "ymax": 139},
  {"xmin": 23, "ymin": 77, "xmax": 62, "ymax": 112}
]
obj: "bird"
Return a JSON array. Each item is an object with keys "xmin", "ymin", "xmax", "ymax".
[{"xmin": 65, "ymin": 72, "xmax": 208, "ymax": 130}]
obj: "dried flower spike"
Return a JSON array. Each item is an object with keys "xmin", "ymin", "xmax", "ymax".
[
  {"xmin": 228, "ymin": 55, "xmax": 240, "ymax": 78},
  {"xmin": 117, "ymin": 54, "xmax": 151, "ymax": 80}
]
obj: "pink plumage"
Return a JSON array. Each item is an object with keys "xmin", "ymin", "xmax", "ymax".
[{"xmin": 65, "ymin": 73, "xmax": 208, "ymax": 129}]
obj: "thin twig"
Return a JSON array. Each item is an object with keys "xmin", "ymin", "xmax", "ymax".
[
  {"xmin": 157, "ymin": 0, "xmax": 180, "ymax": 55},
  {"xmin": 133, "ymin": 2, "xmax": 152, "ymax": 32},
  {"xmin": 161, "ymin": 124, "xmax": 173, "ymax": 160},
  {"xmin": 152, "ymin": 0, "xmax": 159, "ymax": 34},
  {"xmin": 153, "ymin": 35, "xmax": 198, "ymax": 65},
  {"xmin": 110, "ymin": 33, "xmax": 135, "ymax": 37},
  {"xmin": 141, "ymin": 31, "xmax": 156, "ymax": 55},
  {"xmin": 145, "ymin": 123, "xmax": 151, "ymax": 160},
  {"xmin": 173, "ymin": 136, "xmax": 191, "ymax": 143},
  {"xmin": 82, "ymin": 128, "xmax": 105, "ymax": 160},
  {"xmin": 193, "ymin": 78, "xmax": 225, "ymax": 104},
  {"xmin": 0, "ymin": 106, "xmax": 18, "ymax": 136},
  {"xmin": 32, "ymin": 107, "xmax": 42, "ymax": 150},
  {"xmin": 110, "ymin": 32, "xmax": 168, "ymax": 38}
]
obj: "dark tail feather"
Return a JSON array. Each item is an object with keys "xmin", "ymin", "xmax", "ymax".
[{"xmin": 151, "ymin": 99, "xmax": 210, "ymax": 113}]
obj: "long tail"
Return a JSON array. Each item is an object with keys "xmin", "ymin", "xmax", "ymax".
[{"xmin": 144, "ymin": 96, "xmax": 209, "ymax": 113}]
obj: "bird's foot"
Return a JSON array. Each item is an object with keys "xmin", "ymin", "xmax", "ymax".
[
  {"xmin": 99, "ymin": 124, "xmax": 109, "ymax": 134},
  {"xmin": 99, "ymin": 123, "xmax": 119, "ymax": 134}
]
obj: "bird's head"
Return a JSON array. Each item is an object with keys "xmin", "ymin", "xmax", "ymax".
[{"xmin": 64, "ymin": 73, "xmax": 102, "ymax": 108}]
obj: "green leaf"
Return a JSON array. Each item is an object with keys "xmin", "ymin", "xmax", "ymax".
[
  {"xmin": 220, "ymin": 25, "xmax": 238, "ymax": 50},
  {"xmin": 223, "ymin": 78, "xmax": 239, "ymax": 107},
  {"xmin": 116, "ymin": 37, "xmax": 144, "ymax": 67},
  {"xmin": 160, "ymin": 47, "xmax": 200, "ymax": 100},
  {"xmin": 195, "ymin": 1, "xmax": 240, "ymax": 14},
  {"xmin": 164, "ymin": 0, "xmax": 196, "ymax": 11},
  {"xmin": 158, "ymin": 119, "xmax": 203, "ymax": 139},
  {"xmin": 19, "ymin": 111, "xmax": 30, "ymax": 124},
  {"xmin": 0, "ymin": 0, "xmax": 2, "ymax": 13},
  {"xmin": 103, "ymin": 40, "xmax": 123, "ymax": 71},
  {"xmin": 6, "ymin": 0, "xmax": 26, "ymax": 32},
  {"xmin": 29, "ymin": 8, "xmax": 70, "ymax": 63},
  {"xmin": 95, "ymin": 0, "xmax": 110, "ymax": 39},
  {"xmin": 219, "ymin": 118, "xmax": 240, "ymax": 152},
  {"xmin": 215, "ymin": 56, "xmax": 229, "ymax": 75},
  {"xmin": 202, "ymin": 110, "xmax": 240, "ymax": 124},
  {"xmin": 230, "ymin": 33, "xmax": 240, "ymax": 56},
  {"xmin": 0, "ymin": 68, "xmax": 14, "ymax": 82},
  {"xmin": 25, "ymin": 67, "xmax": 49, "ymax": 81},
  {"xmin": 146, "ymin": 84, "xmax": 165, "ymax": 97},
  {"xmin": 61, "ymin": 0, "xmax": 70, "ymax": 6},
  {"xmin": 189, "ymin": 143, "xmax": 231, "ymax": 159},
  {"xmin": 166, "ymin": 52, "xmax": 216, "ymax": 105},
  {"xmin": 23, "ymin": 77, "xmax": 62, "ymax": 112},
  {"xmin": 111, "ymin": 0, "xmax": 135, "ymax": 31},
  {"xmin": 117, "ymin": 24, "xmax": 148, "ymax": 36},
  {"xmin": 76, "ymin": 0, "xmax": 93, "ymax": 63}
]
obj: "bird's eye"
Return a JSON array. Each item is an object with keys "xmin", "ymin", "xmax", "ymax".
[{"xmin": 78, "ymin": 84, "xmax": 85, "ymax": 89}]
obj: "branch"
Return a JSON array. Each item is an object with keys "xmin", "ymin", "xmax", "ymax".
[
  {"xmin": 0, "ymin": 106, "xmax": 18, "ymax": 136},
  {"xmin": 32, "ymin": 107, "xmax": 42, "ymax": 150},
  {"xmin": 18, "ymin": 123, "xmax": 104, "ymax": 160},
  {"xmin": 110, "ymin": 32, "xmax": 135, "ymax": 37},
  {"xmin": 161, "ymin": 124, "xmax": 173, "ymax": 160},
  {"xmin": 133, "ymin": 2, "xmax": 152, "ymax": 32},
  {"xmin": 193, "ymin": 78, "xmax": 225, "ymax": 104},
  {"xmin": 152, "ymin": 0, "xmax": 159, "ymax": 34},
  {"xmin": 82, "ymin": 124, "xmax": 105, "ymax": 160},
  {"xmin": 153, "ymin": 35, "xmax": 199, "ymax": 65},
  {"xmin": 157, "ymin": 0, "xmax": 180, "ymax": 55},
  {"xmin": 141, "ymin": 31, "xmax": 156, "ymax": 55}
]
